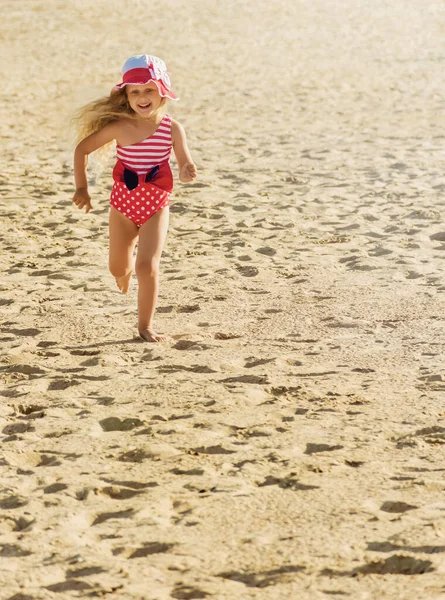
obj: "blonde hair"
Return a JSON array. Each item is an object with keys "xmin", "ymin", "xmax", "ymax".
[
  {"xmin": 72, "ymin": 87, "xmax": 168, "ymax": 167},
  {"xmin": 72, "ymin": 88, "xmax": 132, "ymax": 142}
]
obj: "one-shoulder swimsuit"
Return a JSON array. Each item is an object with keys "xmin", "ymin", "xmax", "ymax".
[{"xmin": 110, "ymin": 113, "xmax": 173, "ymax": 227}]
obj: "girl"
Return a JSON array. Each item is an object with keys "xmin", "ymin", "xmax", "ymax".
[{"xmin": 72, "ymin": 54, "xmax": 197, "ymax": 342}]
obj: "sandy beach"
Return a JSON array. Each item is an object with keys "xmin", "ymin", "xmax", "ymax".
[{"xmin": 1, "ymin": 0, "xmax": 445, "ymax": 598}]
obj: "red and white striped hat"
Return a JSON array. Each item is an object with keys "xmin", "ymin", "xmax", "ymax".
[{"xmin": 114, "ymin": 54, "xmax": 179, "ymax": 101}]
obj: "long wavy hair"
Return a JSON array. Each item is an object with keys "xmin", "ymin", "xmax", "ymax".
[{"xmin": 72, "ymin": 87, "xmax": 167, "ymax": 161}]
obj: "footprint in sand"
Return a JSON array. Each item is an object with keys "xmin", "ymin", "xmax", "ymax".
[
  {"xmin": 37, "ymin": 454, "xmax": 62, "ymax": 467},
  {"xmin": 0, "ymin": 516, "xmax": 34, "ymax": 533},
  {"xmin": 177, "ymin": 304, "xmax": 200, "ymax": 313},
  {"xmin": 1, "ymin": 364, "xmax": 46, "ymax": 377},
  {"xmin": 45, "ymin": 581, "xmax": 95, "ymax": 593},
  {"xmin": 100, "ymin": 478, "xmax": 158, "ymax": 490},
  {"xmin": 244, "ymin": 357, "xmax": 275, "ymax": 368},
  {"xmin": 97, "ymin": 486, "xmax": 145, "ymax": 500},
  {"xmin": 111, "ymin": 541, "xmax": 174, "ymax": 558},
  {"xmin": 65, "ymin": 566, "xmax": 106, "ymax": 578},
  {"xmin": 237, "ymin": 254, "xmax": 253, "ymax": 262},
  {"xmin": 128, "ymin": 542, "xmax": 174, "ymax": 559},
  {"xmin": 28, "ymin": 269, "xmax": 53, "ymax": 277},
  {"xmin": 44, "ymin": 428, "xmax": 74, "ymax": 439},
  {"xmin": 173, "ymin": 340, "xmax": 206, "ymax": 350},
  {"xmin": 116, "ymin": 449, "xmax": 154, "ymax": 463},
  {"xmin": 214, "ymin": 332, "xmax": 243, "ymax": 340},
  {"xmin": 394, "ymin": 425, "xmax": 445, "ymax": 447},
  {"xmin": 96, "ymin": 397, "xmax": 115, "ymax": 406},
  {"xmin": 157, "ymin": 305, "xmax": 174, "ymax": 313},
  {"xmin": 47, "ymin": 378, "xmax": 82, "ymax": 391},
  {"xmin": 429, "ymin": 232, "xmax": 445, "ymax": 242},
  {"xmin": 192, "ymin": 445, "xmax": 236, "ymax": 455},
  {"xmin": 99, "ymin": 417, "xmax": 144, "ymax": 432},
  {"xmin": 0, "ymin": 544, "xmax": 32, "ymax": 557},
  {"xmin": 236, "ymin": 265, "xmax": 259, "ymax": 277},
  {"xmin": 379, "ymin": 501, "xmax": 417, "ymax": 513},
  {"xmin": 70, "ymin": 349, "xmax": 101, "ymax": 356},
  {"xmin": 171, "ymin": 585, "xmax": 211, "ymax": 599},
  {"xmin": 256, "ymin": 246, "xmax": 277, "ymax": 256},
  {"xmin": 18, "ymin": 404, "xmax": 48, "ymax": 418},
  {"xmin": 220, "ymin": 374, "xmax": 269, "ymax": 384},
  {"xmin": 0, "ymin": 495, "xmax": 28, "ymax": 509},
  {"xmin": 352, "ymin": 555, "xmax": 434, "ymax": 576},
  {"xmin": 2, "ymin": 327, "xmax": 42, "ymax": 337},
  {"xmin": 417, "ymin": 374, "xmax": 445, "ymax": 392},
  {"xmin": 218, "ymin": 565, "xmax": 305, "ymax": 587},
  {"xmin": 2, "ymin": 422, "xmax": 33, "ymax": 435},
  {"xmin": 304, "ymin": 443, "xmax": 344, "ymax": 455},
  {"xmin": 257, "ymin": 475, "xmax": 319, "ymax": 491},
  {"xmin": 170, "ymin": 467, "xmax": 205, "ymax": 476},
  {"xmin": 92, "ymin": 509, "xmax": 136, "ymax": 526},
  {"xmin": 80, "ymin": 357, "xmax": 100, "ymax": 366},
  {"xmin": 157, "ymin": 363, "xmax": 217, "ymax": 373}
]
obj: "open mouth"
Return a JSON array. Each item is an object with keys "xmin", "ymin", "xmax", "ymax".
[{"xmin": 138, "ymin": 103, "xmax": 151, "ymax": 110}]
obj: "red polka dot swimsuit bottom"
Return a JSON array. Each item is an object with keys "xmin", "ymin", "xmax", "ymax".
[{"xmin": 110, "ymin": 159, "xmax": 173, "ymax": 227}]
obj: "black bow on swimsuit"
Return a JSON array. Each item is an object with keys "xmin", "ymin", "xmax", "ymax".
[{"xmin": 123, "ymin": 165, "xmax": 160, "ymax": 191}]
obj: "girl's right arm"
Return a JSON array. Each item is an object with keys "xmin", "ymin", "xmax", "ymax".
[{"xmin": 72, "ymin": 123, "xmax": 120, "ymax": 213}]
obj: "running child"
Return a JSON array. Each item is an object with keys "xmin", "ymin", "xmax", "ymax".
[{"xmin": 72, "ymin": 54, "xmax": 197, "ymax": 342}]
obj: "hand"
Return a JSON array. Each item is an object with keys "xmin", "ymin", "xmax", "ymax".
[
  {"xmin": 72, "ymin": 188, "xmax": 92, "ymax": 213},
  {"xmin": 179, "ymin": 162, "xmax": 197, "ymax": 183}
]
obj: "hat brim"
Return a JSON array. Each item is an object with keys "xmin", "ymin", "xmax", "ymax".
[{"xmin": 114, "ymin": 78, "xmax": 179, "ymax": 101}]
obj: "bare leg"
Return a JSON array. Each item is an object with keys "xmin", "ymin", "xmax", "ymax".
[
  {"xmin": 135, "ymin": 206, "xmax": 169, "ymax": 342},
  {"xmin": 109, "ymin": 207, "xmax": 138, "ymax": 293}
]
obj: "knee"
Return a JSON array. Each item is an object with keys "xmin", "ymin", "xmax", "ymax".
[
  {"xmin": 109, "ymin": 262, "xmax": 130, "ymax": 279},
  {"xmin": 135, "ymin": 258, "xmax": 159, "ymax": 279}
]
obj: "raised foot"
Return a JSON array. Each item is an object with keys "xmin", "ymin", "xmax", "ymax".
[
  {"xmin": 139, "ymin": 328, "xmax": 169, "ymax": 343},
  {"xmin": 115, "ymin": 271, "xmax": 132, "ymax": 294}
]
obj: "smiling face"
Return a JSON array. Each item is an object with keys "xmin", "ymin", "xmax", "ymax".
[{"xmin": 125, "ymin": 82, "xmax": 164, "ymax": 119}]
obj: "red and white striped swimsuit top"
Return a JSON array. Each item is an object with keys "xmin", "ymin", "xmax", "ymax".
[{"xmin": 116, "ymin": 114, "xmax": 172, "ymax": 175}]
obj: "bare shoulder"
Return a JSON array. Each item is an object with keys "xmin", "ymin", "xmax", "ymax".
[
  {"xmin": 170, "ymin": 118, "xmax": 183, "ymax": 131},
  {"xmin": 170, "ymin": 119, "xmax": 186, "ymax": 143},
  {"xmin": 89, "ymin": 120, "xmax": 126, "ymax": 144},
  {"xmin": 110, "ymin": 118, "xmax": 135, "ymax": 143},
  {"xmin": 77, "ymin": 120, "xmax": 123, "ymax": 154}
]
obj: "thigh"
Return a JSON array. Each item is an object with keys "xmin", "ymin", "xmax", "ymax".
[
  {"xmin": 109, "ymin": 206, "xmax": 139, "ymax": 271},
  {"xmin": 136, "ymin": 206, "xmax": 170, "ymax": 266}
]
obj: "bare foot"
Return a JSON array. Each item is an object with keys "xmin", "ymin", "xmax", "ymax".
[
  {"xmin": 115, "ymin": 271, "xmax": 132, "ymax": 294},
  {"xmin": 139, "ymin": 328, "xmax": 168, "ymax": 343}
]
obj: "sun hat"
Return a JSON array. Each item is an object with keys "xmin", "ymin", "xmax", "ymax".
[{"xmin": 114, "ymin": 54, "xmax": 179, "ymax": 101}]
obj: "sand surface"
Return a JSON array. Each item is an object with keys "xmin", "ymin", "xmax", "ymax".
[{"xmin": 1, "ymin": 1, "xmax": 445, "ymax": 598}]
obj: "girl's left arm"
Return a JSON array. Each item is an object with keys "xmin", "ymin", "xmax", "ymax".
[{"xmin": 171, "ymin": 119, "xmax": 197, "ymax": 183}]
